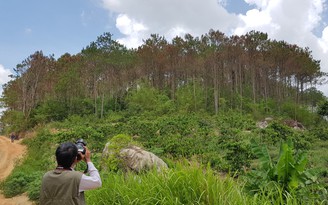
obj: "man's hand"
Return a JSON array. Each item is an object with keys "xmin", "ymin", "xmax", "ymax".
[{"xmin": 83, "ymin": 146, "xmax": 91, "ymax": 163}]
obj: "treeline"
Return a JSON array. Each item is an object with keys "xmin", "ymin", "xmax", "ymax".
[{"xmin": 1, "ymin": 30, "xmax": 327, "ymax": 131}]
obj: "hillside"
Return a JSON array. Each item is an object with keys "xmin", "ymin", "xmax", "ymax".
[
  {"xmin": 0, "ymin": 109, "xmax": 327, "ymax": 204},
  {"xmin": 1, "ymin": 30, "xmax": 328, "ymax": 204}
]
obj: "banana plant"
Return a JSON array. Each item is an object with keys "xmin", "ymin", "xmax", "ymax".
[
  {"xmin": 275, "ymin": 139, "xmax": 308, "ymax": 190},
  {"xmin": 245, "ymin": 139, "xmax": 317, "ymax": 196}
]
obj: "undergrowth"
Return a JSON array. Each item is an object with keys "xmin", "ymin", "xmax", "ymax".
[{"xmin": 1, "ymin": 110, "xmax": 328, "ymax": 204}]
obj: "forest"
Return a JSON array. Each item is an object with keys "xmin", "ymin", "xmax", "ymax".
[{"xmin": 1, "ymin": 30, "xmax": 328, "ymax": 204}]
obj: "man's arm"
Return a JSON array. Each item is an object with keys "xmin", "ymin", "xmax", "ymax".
[
  {"xmin": 78, "ymin": 146, "xmax": 102, "ymax": 192},
  {"xmin": 79, "ymin": 162, "xmax": 102, "ymax": 192}
]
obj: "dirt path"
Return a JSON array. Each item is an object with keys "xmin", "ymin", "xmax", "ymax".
[{"xmin": 0, "ymin": 136, "xmax": 34, "ymax": 205}]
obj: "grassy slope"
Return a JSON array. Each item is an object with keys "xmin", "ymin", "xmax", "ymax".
[{"xmin": 1, "ymin": 111, "xmax": 328, "ymax": 204}]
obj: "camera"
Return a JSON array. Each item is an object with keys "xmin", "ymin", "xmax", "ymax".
[{"xmin": 75, "ymin": 139, "xmax": 87, "ymax": 155}]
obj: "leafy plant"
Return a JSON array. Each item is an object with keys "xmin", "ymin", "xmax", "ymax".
[
  {"xmin": 317, "ymin": 100, "xmax": 328, "ymax": 118},
  {"xmin": 27, "ymin": 175, "xmax": 43, "ymax": 200},
  {"xmin": 126, "ymin": 83, "xmax": 174, "ymax": 115},
  {"xmin": 276, "ymin": 140, "xmax": 307, "ymax": 190},
  {"xmin": 54, "ymin": 126, "xmax": 106, "ymax": 152},
  {"xmin": 2, "ymin": 171, "xmax": 42, "ymax": 197},
  {"xmin": 244, "ymin": 139, "xmax": 322, "ymax": 202},
  {"xmin": 310, "ymin": 125, "xmax": 328, "ymax": 140},
  {"xmin": 224, "ymin": 140, "xmax": 252, "ymax": 172},
  {"xmin": 101, "ymin": 134, "xmax": 140, "ymax": 172}
]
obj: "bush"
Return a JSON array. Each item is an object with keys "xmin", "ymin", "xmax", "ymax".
[
  {"xmin": 0, "ymin": 110, "xmax": 27, "ymax": 133},
  {"xmin": 54, "ymin": 126, "xmax": 106, "ymax": 152},
  {"xmin": 126, "ymin": 84, "xmax": 174, "ymax": 115},
  {"xmin": 310, "ymin": 126, "xmax": 328, "ymax": 140},
  {"xmin": 31, "ymin": 99, "xmax": 69, "ymax": 123},
  {"xmin": 27, "ymin": 178, "xmax": 42, "ymax": 201},
  {"xmin": 175, "ymin": 82, "xmax": 206, "ymax": 113},
  {"xmin": 224, "ymin": 140, "xmax": 252, "ymax": 172},
  {"xmin": 2, "ymin": 171, "xmax": 42, "ymax": 197},
  {"xmin": 101, "ymin": 134, "xmax": 140, "ymax": 172},
  {"xmin": 259, "ymin": 121, "xmax": 294, "ymax": 144},
  {"xmin": 244, "ymin": 139, "xmax": 325, "ymax": 203}
]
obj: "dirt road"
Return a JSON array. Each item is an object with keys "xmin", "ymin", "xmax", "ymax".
[{"xmin": 0, "ymin": 136, "xmax": 34, "ymax": 205}]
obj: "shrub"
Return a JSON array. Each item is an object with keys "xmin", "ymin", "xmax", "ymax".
[
  {"xmin": 126, "ymin": 84, "xmax": 174, "ymax": 115},
  {"xmin": 101, "ymin": 134, "xmax": 140, "ymax": 172},
  {"xmin": 224, "ymin": 140, "xmax": 252, "ymax": 172},
  {"xmin": 175, "ymin": 81, "xmax": 205, "ymax": 113},
  {"xmin": 244, "ymin": 139, "xmax": 325, "ymax": 203},
  {"xmin": 259, "ymin": 121, "xmax": 294, "ymax": 144},
  {"xmin": 54, "ymin": 126, "xmax": 106, "ymax": 152},
  {"xmin": 0, "ymin": 110, "xmax": 27, "ymax": 133},
  {"xmin": 2, "ymin": 171, "xmax": 42, "ymax": 197},
  {"xmin": 31, "ymin": 99, "xmax": 69, "ymax": 123},
  {"xmin": 27, "ymin": 178, "xmax": 42, "ymax": 201},
  {"xmin": 310, "ymin": 125, "xmax": 328, "ymax": 140}
]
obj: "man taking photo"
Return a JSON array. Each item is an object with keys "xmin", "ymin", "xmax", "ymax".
[{"xmin": 40, "ymin": 142, "xmax": 102, "ymax": 205}]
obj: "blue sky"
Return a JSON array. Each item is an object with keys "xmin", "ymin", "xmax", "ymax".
[
  {"xmin": 1, "ymin": 0, "xmax": 328, "ymax": 111},
  {"xmin": 0, "ymin": 0, "xmax": 119, "ymax": 70}
]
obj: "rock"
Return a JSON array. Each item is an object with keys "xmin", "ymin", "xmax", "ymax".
[
  {"xmin": 256, "ymin": 117, "xmax": 305, "ymax": 130},
  {"xmin": 102, "ymin": 142, "xmax": 168, "ymax": 173},
  {"xmin": 120, "ymin": 146, "xmax": 168, "ymax": 172},
  {"xmin": 264, "ymin": 117, "xmax": 274, "ymax": 122},
  {"xmin": 256, "ymin": 120, "xmax": 268, "ymax": 129},
  {"xmin": 256, "ymin": 117, "xmax": 274, "ymax": 129},
  {"xmin": 284, "ymin": 119, "xmax": 305, "ymax": 130}
]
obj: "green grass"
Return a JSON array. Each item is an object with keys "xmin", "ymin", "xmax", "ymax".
[
  {"xmin": 86, "ymin": 162, "xmax": 316, "ymax": 205},
  {"xmin": 308, "ymin": 140, "xmax": 328, "ymax": 169},
  {"xmin": 2, "ymin": 111, "xmax": 328, "ymax": 204}
]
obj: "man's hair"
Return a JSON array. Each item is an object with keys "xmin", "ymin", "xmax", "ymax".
[{"xmin": 55, "ymin": 142, "xmax": 78, "ymax": 169}]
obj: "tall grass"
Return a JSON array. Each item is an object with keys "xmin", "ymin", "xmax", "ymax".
[{"xmin": 86, "ymin": 162, "xmax": 307, "ymax": 205}]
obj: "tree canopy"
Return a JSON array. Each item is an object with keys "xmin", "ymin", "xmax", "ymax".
[{"xmin": 1, "ymin": 30, "xmax": 327, "ymax": 132}]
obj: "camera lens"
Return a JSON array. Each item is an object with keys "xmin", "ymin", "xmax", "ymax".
[
  {"xmin": 76, "ymin": 143, "xmax": 85, "ymax": 154},
  {"xmin": 75, "ymin": 139, "xmax": 87, "ymax": 154}
]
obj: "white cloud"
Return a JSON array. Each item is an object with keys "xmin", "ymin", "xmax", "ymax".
[
  {"xmin": 236, "ymin": 0, "xmax": 328, "ymax": 93},
  {"xmin": 244, "ymin": 0, "xmax": 270, "ymax": 9},
  {"xmin": 100, "ymin": 0, "xmax": 240, "ymax": 48},
  {"xmin": 319, "ymin": 26, "xmax": 328, "ymax": 52},
  {"xmin": 117, "ymin": 14, "xmax": 147, "ymax": 34},
  {"xmin": 0, "ymin": 64, "xmax": 12, "ymax": 114},
  {"xmin": 217, "ymin": 0, "xmax": 228, "ymax": 7},
  {"xmin": 115, "ymin": 14, "xmax": 148, "ymax": 48},
  {"xmin": 234, "ymin": 8, "xmax": 279, "ymax": 35},
  {"xmin": 99, "ymin": 0, "xmax": 328, "ymax": 95},
  {"xmin": 236, "ymin": 0, "xmax": 323, "ymax": 37},
  {"xmin": 0, "ymin": 64, "xmax": 12, "ymax": 85}
]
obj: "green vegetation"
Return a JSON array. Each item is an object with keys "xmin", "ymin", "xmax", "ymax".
[
  {"xmin": 1, "ymin": 30, "xmax": 328, "ymax": 204},
  {"xmin": 244, "ymin": 139, "xmax": 325, "ymax": 202},
  {"xmin": 101, "ymin": 134, "xmax": 141, "ymax": 172},
  {"xmin": 1, "ymin": 30, "xmax": 326, "ymax": 133},
  {"xmin": 1, "ymin": 108, "xmax": 328, "ymax": 204},
  {"xmin": 85, "ymin": 162, "xmax": 304, "ymax": 205}
]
